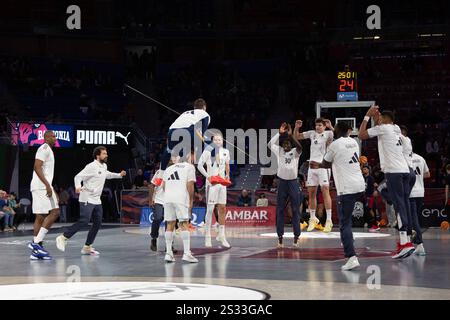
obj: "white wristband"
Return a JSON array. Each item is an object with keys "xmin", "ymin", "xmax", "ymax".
[{"xmin": 364, "ymin": 116, "xmax": 370, "ymax": 122}]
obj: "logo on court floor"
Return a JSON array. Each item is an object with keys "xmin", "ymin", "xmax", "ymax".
[{"xmin": 0, "ymin": 282, "xmax": 268, "ymax": 300}]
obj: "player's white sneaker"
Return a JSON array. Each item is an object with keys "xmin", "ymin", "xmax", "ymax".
[
  {"xmin": 216, "ymin": 235, "xmax": 231, "ymax": 248},
  {"xmin": 341, "ymin": 256, "xmax": 360, "ymax": 271},
  {"xmin": 277, "ymin": 237, "xmax": 283, "ymax": 248},
  {"xmin": 307, "ymin": 217, "xmax": 320, "ymax": 232},
  {"xmin": 182, "ymin": 252, "xmax": 198, "ymax": 263},
  {"xmin": 323, "ymin": 220, "xmax": 333, "ymax": 233},
  {"xmin": 165, "ymin": 252, "xmax": 176, "ymax": 263},
  {"xmin": 81, "ymin": 245, "xmax": 100, "ymax": 256},
  {"xmin": 293, "ymin": 236, "xmax": 300, "ymax": 248},
  {"xmin": 56, "ymin": 235, "xmax": 68, "ymax": 252},
  {"xmin": 205, "ymin": 236, "xmax": 212, "ymax": 247},
  {"xmin": 414, "ymin": 243, "xmax": 426, "ymax": 256}
]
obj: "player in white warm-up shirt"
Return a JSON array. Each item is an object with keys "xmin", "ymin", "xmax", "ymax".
[
  {"xmin": 28, "ymin": 131, "xmax": 60, "ymax": 260},
  {"xmin": 268, "ymin": 122, "xmax": 303, "ymax": 248},
  {"xmin": 162, "ymin": 151, "xmax": 198, "ymax": 263},
  {"xmin": 408, "ymin": 152, "xmax": 430, "ymax": 255},
  {"xmin": 310, "ymin": 122, "xmax": 365, "ymax": 271},
  {"xmin": 159, "ymin": 98, "xmax": 211, "ymax": 174},
  {"xmin": 198, "ymin": 133, "xmax": 231, "ymax": 248},
  {"xmin": 297, "ymin": 118, "xmax": 334, "ymax": 232},
  {"xmin": 148, "ymin": 169, "xmax": 166, "ymax": 251},
  {"xmin": 359, "ymin": 106, "xmax": 415, "ymax": 259},
  {"xmin": 56, "ymin": 146, "xmax": 125, "ymax": 255}
]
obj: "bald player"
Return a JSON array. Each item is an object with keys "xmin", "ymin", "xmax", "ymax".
[{"xmin": 28, "ymin": 131, "xmax": 60, "ymax": 260}]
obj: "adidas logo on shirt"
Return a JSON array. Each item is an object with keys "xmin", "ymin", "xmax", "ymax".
[
  {"xmin": 349, "ymin": 152, "xmax": 359, "ymax": 164},
  {"xmin": 167, "ymin": 171, "xmax": 180, "ymax": 180}
]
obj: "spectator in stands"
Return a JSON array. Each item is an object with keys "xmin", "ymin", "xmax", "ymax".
[
  {"xmin": 8, "ymin": 192, "xmax": 25, "ymax": 230},
  {"xmin": 256, "ymin": 193, "xmax": 269, "ymax": 207},
  {"xmin": 237, "ymin": 189, "xmax": 252, "ymax": 207},
  {"xmin": 0, "ymin": 190, "xmax": 14, "ymax": 231},
  {"xmin": 445, "ymin": 164, "xmax": 450, "ymax": 222},
  {"xmin": 269, "ymin": 179, "xmax": 278, "ymax": 193},
  {"xmin": 58, "ymin": 187, "xmax": 70, "ymax": 223},
  {"xmin": 426, "ymin": 136, "xmax": 439, "ymax": 157},
  {"xmin": 362, "ymin": 165, "xmax": 380, "ymax": 232},
  {"xmin": 134, "ymin": 169, "xmax": 145, "ymax": 188}
]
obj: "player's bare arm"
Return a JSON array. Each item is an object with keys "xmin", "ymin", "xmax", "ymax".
[
  {"xmin": 34, "ymin": 159, "xmax": 52, "ymax": 197},
  {"xmin": 294, "ymin": 120, "xmax": 306, "ymax": 140},
  {"xmin": 358, "ymin": 105, "xmax": 379, "ymax": 140},
  {"xmin": 187, "ymin": 180, "xmax": 195, "ymax": 212},
  {"xmin": 290, "ymin": 122, "xmax": 303, "ymax": 153},
  {"xmin": 148, "ymin": 183, "xmax": 156, "ymax": 207}
]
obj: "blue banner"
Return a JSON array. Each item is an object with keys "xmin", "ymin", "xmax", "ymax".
[{"xmin": 337, "ymin": 92, "xmax": 358, "ymax": 101}]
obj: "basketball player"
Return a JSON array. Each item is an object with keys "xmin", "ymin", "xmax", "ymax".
[
  {"xmin": 268, "ymin": 122, "xmax": 303, "ymax": 248},
  {"xmin": 409, "ymin": 152, "xmax": 430, "ymax": 255},
  {"xmin": 310, "ymin": 122, "xmax": 365, "ymax": 271},
  {"xmin": 28, "ymin": 130, "xmax": 60, "ymax": 260},
  {"xmin": 158, "ymin": 98, "xmax": 210, "ymax": 179},
  {"xmin": 163, "ymin": 151, "xmax": 198, "ymax": 263},
  {"xmin": 296, "ymin": 118, "xmax": 334, "ymax": 232},
  {"xmin": 148, "ymin": 167, "xmax": 165, "ymax": 251},
  {"xmin": 197, "ymin": 133, "xmax": 231, "ymax": 248},
  {"xmin": 359, "ymin": 106, "xmax": 415, "ymax": 259},
  {"xmin": 55, "ymin": 146, "xmax": 126, "ymax": 255}
]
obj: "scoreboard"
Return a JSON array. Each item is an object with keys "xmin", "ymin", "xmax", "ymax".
[{"xmin": 337, "ymin": 71, "xmax": 358, "ymax": 101}]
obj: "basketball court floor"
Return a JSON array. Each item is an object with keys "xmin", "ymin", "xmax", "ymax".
[{"xmin": 0, "ymin": 225, "xmax": 449, "ymax": 300}]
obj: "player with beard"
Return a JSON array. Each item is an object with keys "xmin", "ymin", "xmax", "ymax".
[{"xmin": 55, "ymin": 146, "xmax": 126, "ymax": 255}]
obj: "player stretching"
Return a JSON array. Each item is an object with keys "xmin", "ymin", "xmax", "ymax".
[
  {"xmin": 198, "ymin": 133, "xmax": 231, "ymax": 248},
  {"xmin": 28, "ymin": 131, "xmax": 60, "ymax": 260},
  {"xmin": 163, "ymin": 151, "xmax": 198, "ymax": 263},
  {"xmin": 56, "ymin": 146, "xmax": 126, "ymax": 255},
  {"xmin": 409, "ymin": 152, "xmax": 430, "ymax": 255},
  {"xmin": 269, "ymin": 122, "xmax": 303, "ymax": 248},
  {"xmin": 359, "ymin": 106, "xmax": 415, "ymax": 259},
  {"xmin": 310, "ymin": 122, "xmax": 365, "ymax": 270},
  {"xmin": 157, "ymin": 98, "xmax": 210, "ymax": 181},
  {"xmin": 296, "ymin": 118, "xmax": 334, "ymax": 232}
]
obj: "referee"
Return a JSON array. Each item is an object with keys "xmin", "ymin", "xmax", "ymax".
[{"xmin": 268, "ymin": 121, "xmax": 303, "ymax": 248}]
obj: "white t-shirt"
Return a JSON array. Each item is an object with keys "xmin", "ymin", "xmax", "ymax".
[
  {"xmin": 401, "ymin": 135, "xmax": 413, "ymax": 168},
  {"xmin": 169, "ymin": 109, "xmax": 210, "ymax": 129},
  {"xmin": 30, "ymin": 143, "xmax": 55, "ymax": 191},
  {"xmin": 367, "ymin": 124, "xmax": 409, "ymax": 173},
  {"xmin": 268, "ymin": 133, "xmax": 301, "ymax": 180},
  {"xmin": 198, "ymin": 146, "xmax": 230, "ymax": 179},
  {"xmin": 163, "ymin": 162, "xmax": 196, "ymax": 206},
  {"xmin": 74, "ymin": 160, "xmax": 122, "ymax": 205},
  {"xmin": 302, "ymin": 130, "xmax": 334, "ymax": 162},
  {"xmin": 410, "ymin": 153, "xmax": 429, "ymax": 198},
  {"xmin": 324, "ymin": 137, "xmax": 365, "ymax": 196},
  {"xmin": 151, "ymin": 170, "xmax": 165, "ymax": 205}
]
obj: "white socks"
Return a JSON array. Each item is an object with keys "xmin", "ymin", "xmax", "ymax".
[
  {"xmin": 219, "ymin": 225, "xmax": 225, "ymax": 238},
  {"xmin": 310, "ymin": 209, "xmax": 316, "ymax": 220},
  {"xmin": 205, "ymin": 204, "xmax": 215, "ymax": 237},
  {"xmin": 165, "ymin": 231, "xmax": 174, "ymax": 254},
  {"xmin": 326, "ymin": 209, "xmax": 332, "ymax": 221},
  {"xmin": 181, "ymin": 230, "xmax": 190, "ymax": 254},
  {"xmin": 399, "ymin": 231, "xmax": 408, "ymax": 245},
  {"xmin": 34, "ymin": 227, "xmax": 48, "ymax": 243}
]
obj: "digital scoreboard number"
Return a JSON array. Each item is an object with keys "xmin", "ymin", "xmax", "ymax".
[
  {"xmin": 337, "ymin": 71, "xmax": 357, "ymax": 92},
  {"xmin": 337, "ymin": 71, "xmax": 358, "ymax": 101}
]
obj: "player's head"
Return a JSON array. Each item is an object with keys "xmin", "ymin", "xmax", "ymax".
[
  {"xmin": 315, "ymin": 118, "xmax": 326, "ymax": 133},
  {"xmin": 281, "ymin": 137, "xmax": 292, "ymax": 152},
  {"xmin": 44, "ymin": 130, "xmax": 56, "ymax": 147},
  {"xmin": 93, "ymin": 146, "xmax": 108, "ymax": 163},
  {"xmin": 212, "ymin": 133, "xmax": 223, "ymax": 148},
  {"xmin": 194, "ymin": 98, "xmax": 207, "ymax": 111},
  {"xmin": 380, "ymin": 110, "xmax": 395, "ymax": 124},
  {"xmin": 334, "ymin": 122, "xmax": 350, "ymax": 139},
  {"xmin": 446, "ymin": 164, "xmax": 450, "ymax": 175},
  {"xmin": 400, "ymin": 125, "xmax": 408, "ymax": 137},
  {"xmin": 180, "ymin": 148, "xmax": 196, "ymax": 164}
]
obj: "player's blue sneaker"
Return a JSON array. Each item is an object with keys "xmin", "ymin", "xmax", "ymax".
[
  {"xmin": 30, "ymin": 249, "xmax": 52, "ymax": 260},
  {"xmin": 28, "ymin": 242, "xmax": 49, "ymax": 256}
]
